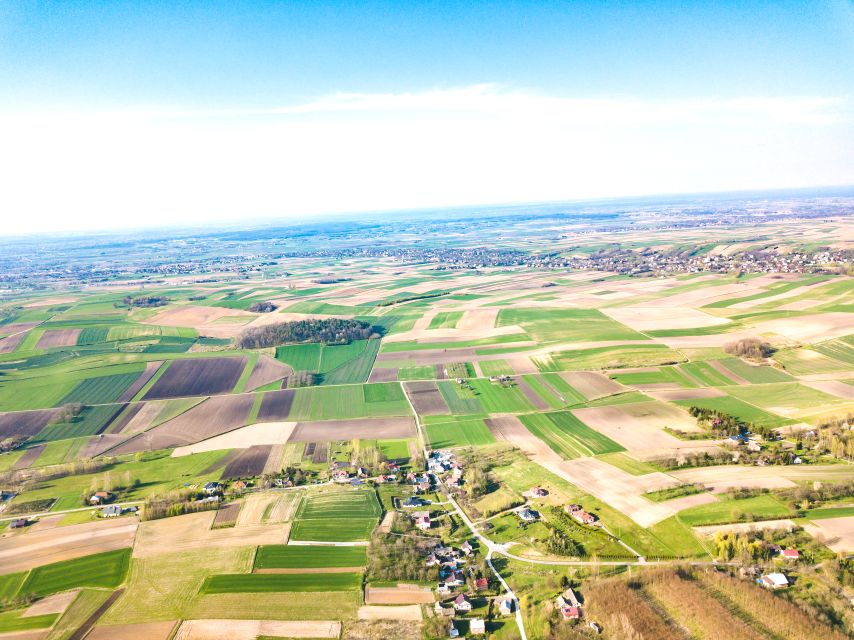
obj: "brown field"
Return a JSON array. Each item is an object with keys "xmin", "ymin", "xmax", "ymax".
[
  {"xmin": 559, "ymin": 371, "xmax": 624, "ymax": 399},
  {"xmin": 603, "ymin": 306, "xmax": 731, "ymax": 331},
  {"xmin": 486, "ymin": 415, "xmax": 561, "ymax": 463},
  {"xmin": 708, "ymin": 360, "xmax": 747, "ymax": 384},
  {"xmin": 111, "ymin": 394, "xmax": 254, "ymax": 454},
  {"xmin": 376, "ymin": 344, "xmax": 534, "ymax": 367},
  {"xmin": 0, "ymin": 322, "xmax": 40, "ymax": 337},
  {"xmin": 106, "ymin": 402, "xmax": 145, "ymax": 434},
  {"xmin": 221, "ymin": 444, "xmax": 273, "ymax": 479},
  {"xmin": 133, "ymin": 511, "xmax": 288, "ymax": 558},
  {"xmin": 117, "ymin": 361, "xmax": 163, "ymax": 402},
  {"xmin": 263, "ymin": 443, "xmax": 284, "ymax": 475},
  {"xmin": 669, "ymin": 464, "xmax": 853, "ymax": 492},
  {"xmin": 236, "ymin": 494, "xmax": 274, "ymax": 526},
  {"xmin": 0, "ymin": 518, "xmax": 136, "ymax": 573},
  {"xmin": 0, "ymin": 332, "xmax": 26, "ymax": 354},
  {"xmin": 571, "ymin": 401, "xmax": 710, "ymax": 456},
  {"xmin": 256, "ymin": 389, "xmax": 295, "ymax": 422},
  {"xmin": 35, "ymin": 329, "xmax": 81, "ymax": 350},
  {"xmin": 803, "ymin": 515, "xmax": 854, "ymax": 554},
  {"xmin": 114, "ymin": 400, "xmax": 165, "ymax": 435},
  {"xmin": 376, "ymin": 511, "xmax": 395, "ymax": 534},
  {"xmin": 434, "ymin": 364, "xmax": 446, "ymax": 379},
  {"xmin": 0, "ymin": 630, "xmax": 49, "ymax": 640},
  {"xmin": 543, "ymin": 457, "xmax": 677, "ymax": 527},
  {"xmin": 357, "ymin": 605, "xmax": 422, "ymax": 621},
  {"xmin": 513, "ymin": 377, "xmax": 549, "ymax": 409},
  {"xmin": 289, "ymin": 417, "xmax": 416, "ymax": 442},
  {"xmin": 0, "ymin": 409, "xmax": 57, "ymax": 440},
  {"xmin": 87, "ymin": 621, "xmax": 178, "ymax": 640},
  {"xmin": 245, "ymin": 355, "xmax": 292, "ymax": 392},
  {"xmin": 144, "ymin": 304, "xmax": 254, "ymax": 329},
  {"xmin": 212, "ymin": 503, "xmax": 241, "ymax": 528},
  {"xmin": 22, "ymin": 590, "xmax": 79, "ymax": 617},
  {"xmin": 801, "ymin": 380, "xmax": 854, "ymax": 400},
  {"xmin": 403, "ymin": 381, "xmax": 449, "ymax": 415},
  {"xmin": 365, "ymin": 585, "xmax": 434, "ymax": 604},
  {"xmin": 367, "ymin": 367, "xmax": 399, "ymax": 382},
  {"xmin": 693, "ymin": 519, "xmax": 797, "ymax": 538},
  {"xmin": 585, "ymin": 578, "xmax": 679, "ymax": 640},
  {"xmin": 174, "ymin": 619, "xmax": 341, "ymax": 640},
  {"xmin": 659, "ymin": 491, "xmax": 719, "ymax": 511},
  {"xmin": 144, "ymin": 356, "xmax": 248, "ymax": 400},
  {"xmin": 12, "ymin": 445, "xmax": 44, "ymax": 470}
]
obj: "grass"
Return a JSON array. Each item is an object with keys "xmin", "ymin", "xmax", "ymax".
[
  {"xmin": 232, "ymin": 353, "xmax": 259, "ymax": 393},
  {"xmin": 29, "ymin": 437, "xmax": 86, "ymax": 467},
  {"xmin": 35, "ymin": 404, "xmax": 125, "ymax": 442},
  {"xmin": 678, "ymin": 361, "xmax": 735, "ymax": 386},
  {"xmin": 397, "ymin": 365, "xmax": 435, "ymax": 380},
  {"xmin": 202, "ymin": 572, "xmax": 361, "ymax": 593},
  {"xmin": 19, "ymin": 548, "xmax": 131, "ymax": 598},
  {"xmin": 596, "ymin": 452, "xmax": 659, "ymax": 476},
  {"xmin": 677, "ymin": 494, "xmax": 792, "ymax": 526},
  {"xmin": 468, "ymin": 378, "xmax": 535, "ymax": 413},
  {"xmin": 716, "ymin": 357, "xmax": 793, "ymax": 383},
  {"xmin": 377, "ymin": 438, "xmax": 410, "ymax": 460},
  {"xmin": 290, "ymin": 490, "xmax": 380, "ymax": 542},
  {"xmin": 289, "ymin": 518, "xmax": 376, "ymax": 542},
  {"xmin": 276, "ymin": 339, "xmax": 381, "ymax": 385},
  {"xmin": 286, "ymin": 383, "xmax": 411, "ymax": 421},
  {"xmin": 0, "ymin": 572, "xmax": 26, "ymax": 601},
  {"xmin": 428, "ymin": 311, "xmax": 464, "ymax": 329},
  {"xmin": 724, "ymin": 382, "xmax": 851, "ymax": 419},
  {"xmin": 187, "ymin": 591, "xmax": 361, "ymax": 621},
  {"xmin": 0, "ymin": 611, "xmax": 58, "ymax": 632},
  {"xmin": 254, "ymin": 545, "xmax": 366, "ymax": 569},
  {"xmin": 813, "ymin": 338, "xmax": 854, "ymax": 366},
  {"xmin": 673, "ymin": 395, "xmax": 794, "ymax": 429},
  {"xmin": 518, "ymin": 411, "xmax": 624, "ymax": 458},
  {"xmin": 804, "ymin": 506, "xmax": 854, "ymax": 520},
  {"xmin": 436, "ymin": 380, "xmax": 484, "ymax": 414},
  {"xmin": 424, "ymin": 416, "xmax": 495, "ymax": 448},
  {"xmin": 275, "ymin": 343, "xmax": 322, "ymax": 371},
  {"xmin": 496, "ymin": 308, "xmax": 646, "ymax": 343},
  {"xmin": 479, "ymin": 359, "xmax": 515, "ymax": 377},
  {"xmin": 535, "ymin": 344, "xmax": 685, "ymax": 372},
  {"xmin": 609, "ymin": 366, "xmax": 697, "ymax": 388},
  {"xmin": 41, "ymin": 588, "xmax": 112, "ymax": 640},
  {"xmin": 59, "ymin": 370, "xmax": 143, "ymax": 405}
]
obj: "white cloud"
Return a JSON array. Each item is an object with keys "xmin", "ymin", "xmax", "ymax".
[{"xmin": 0, "ymin": 86, "xmax": 850, "ymax": 234}]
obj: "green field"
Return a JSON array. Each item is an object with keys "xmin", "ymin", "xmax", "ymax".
[
  {"xmin": 468, "ymin": 378, "xmax": 535, "ymax": 413},
  {"xmin": 724, "ymin": 382, "xmax": 850, "ymax": 418},
  {"xmin": 428, "ymin": 311, "xmax": 464, "ymax": 329},
  {"xmin": 274, "ymin": 339, "xmax": 380, "ymax": 385},
  {"xmin": 289, "ymin": 518, "xmax": 377, "ymax": 542},
  {"xmin": 0, "ymin": 572, "xmax": 25, "ymax": 600},
  {"xmin": 804, "ymin": 506, "xmax": 854, "ymax": 520},
  {"xmin": 254, "ymin": 545, "xmax": 367, "ymax": 569},
  {"xmin": 202, "ymin": 572, "xmax": 361, "ymax": 593},
  {"xmin": 60, "ymin": 370, "xmax": 143, "ymax": 405},
  {"xmin": 436, "ymin": 380, "xmax": 484, "ymax": 414},
  {"xmin": 717, "ymin": 358, "xmax": 793, "ymax": 383},
  {"xmin": 397, "ymin": 365, "xmax": 436, "ymax": 380},
  {"xmin": 424, "ymin": 416, "xmax": 495, "ymax": 448},
  {"xmin": 774, "ymin": 348, "xmax": 852, "ymax": 375},
  {"xmin": 596, "ymin": 452, "xmax": 659, "ymax": 476},
  {"xmin": 673, "ymin": 395, "xmax": 794, "ymax": 429},
  {"xmin": 285, "ymin": 383, "xmax": 411, "ymax": 421},
  {"xmin": 813, "ymin": 338, "xmax": 854, "ymax": 366},
  {"xmin": 479, "ymin": 359, "xmax": 515, "ymax": 377},
  {"xmin": 678, "ymin": 361, "xmax": 736, "ymax": 386},
  {"xmin": 497, "ymin": 308, "xmax": 646, "ymax": 343},
  {"xmin": 610, "ymin": 366, "xmax": 697, "ymax": 388},
  {"xmin": 276, "ymin": 343, "xmax": 322, "ymax": 371},
  {"xmin": 536, "ymin": 344, "xmax": 685, "ymax": 372},
  {"xmin": 519, "ymin": 411, "xmax": 624, "ymax": 458},
  {"xmin": 35, "ymin": 403, "xmax": 125, "ymax": 442},
  {"xmin": 677, "ymin": 494, "xmax": 792, "ymax": 526},
  {"xmin": 0, "ymin": 610, "xmax": 58, "ymax": 633},
  {"xmin": 377, "ymin": 438, "xmax": 410, "ymax": 460},
  {"xmin": 289, "ymin": 490, "xmax": 380, "ymax": 542},
  {"xmin": 18, "ymin": 548, "xmax": 131, "ymax": 598}
]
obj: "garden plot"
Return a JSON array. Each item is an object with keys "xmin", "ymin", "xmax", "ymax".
[
  {"xmin": 133, "ymin": 511, "xmax": 288, "ymax": 558},
  {"xmin": 559, "ymin": 371, "xmax": 624, "ymax": 399},
  {"xmin": 111, "ymin": 394, "xmax": 254, "ymax": 454},
  {"xmin": 542, "ymin": 457, "xmax": 679, "ymax": 527},
  {"xmin": 174, "ymin": 619, "xmax": 340, "ymax": 640},
  {"xmin": 0, "ymin": 518, "xmax": 137, "ymax": 574},
  {"xmin": 403, "ymin": 381, "xmax": 450, "ymax": 415},
  {"xmin": 803, "ymin": 516, "xmax": 854, "ymax": 554},
  {"xmin": 244, "ymin": 355, "xmax": 292, "ymax": 392},
  {"xmin": 144, "ymin": 356, "xmax": 247, "ymax": 400},
  {"xmin": 35, "ymin": 329, "xmax": 81, "ymax": 349},
  {"xmin": 288, "ymin": 417, "xmax": 416, "ymax": 442},
  {"xmin": 571, "ymin": 401, "xmax": 708, "ymax": 456}
]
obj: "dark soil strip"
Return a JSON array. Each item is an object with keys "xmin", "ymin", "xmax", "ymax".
[
  {"xmin": 201, "ymin": 449, "xmax": 240, "ymax": 475},
  {"xmin": 311, "ymin": 443, "xmax": 328, "ymax": 464},
  {"xmin": 143, "ymin": 356, "xmax": 247, "ymax": 400},
  {"xmin": 222, "ymin": 444, "xmax": 273, "ymax": 478},
  {"xmin": 435, "ymin": 364, "xmax": 447, "ymax": 380},
  {"xmin": 96, "ymin": 403, "xmax": 130, "ymax": 435},
  {"xmin": 514, "ymin": 377, "xmax": 550, "ymax": 410},
  {"xmin": 304, "ymin": 442, "xmax": 316, "ymax": 458},
  {"xmin": 212, "ymin": 502, "xmax": 241, "ymax": 527},
  {"xmin": 106, "ymin": 402, "xmax": 144, "ymax": 434},
  {"xmin": 117, "ymin": 361, "xmax": 163, "ymax": 402},
  {"xmin": 257, "ymin": 389, "xmax": 295, "ymax": 422},
  {"xmin": 67, "ymin": 588, "xmax": 124, "ymax": 640},
  {"xmin": 368, "ymin": 367, "xmax": 399, "ymax": 383},
  {"xmin": 0, "ymin": 409, "xmax": 57, "ymax": 440},
  {"xmin": 12, "ymin": 445, "xmax": 44, "ymax": 470}
]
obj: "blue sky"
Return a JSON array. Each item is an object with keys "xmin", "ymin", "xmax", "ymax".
[{"xmin": 0, "ymin": 1, "xmax": 852, "ymax": 232}]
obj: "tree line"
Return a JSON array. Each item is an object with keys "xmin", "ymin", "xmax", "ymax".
[{"xmin": 236, "ymin": 318, "xmax": 379, "ymax": 349}]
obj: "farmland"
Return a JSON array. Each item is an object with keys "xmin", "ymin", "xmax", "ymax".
[
  {"xmin": 202, "ymin": 572, "xmax": 361, "ymax": 593},
  {"xmin": 423, "ymin": 416, "xmax": 495, "ymax": 448},
  {"xmin": 290, "ymin": 490, "xmax": 381, "ymax": 542},
  {"xmin": 518, "ymin": 411, "xmax": 625, "ymax": 458},
  {"xmin": 254, "ymin": 546, "xmax": 367, "ymax": 569}
]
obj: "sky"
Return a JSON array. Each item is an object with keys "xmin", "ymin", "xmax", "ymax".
[{"xmin": 0, "ymin": 0, "xmax": 852, "ymax": 234}]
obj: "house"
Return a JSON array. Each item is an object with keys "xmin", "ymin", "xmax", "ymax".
[
  {"xmin": 460, "ymin": 541, "xmax": 473, "ymax": 556},
  {"xmin": 453, "ymin": 594, "xmax": 472, "ymax": 612},
  {"xmin": 518, "ymin": 508, "xmax": 539, "ymax": 522},
  {"xmin": 560, "ymin": 606, "xmax": 580, "ymax": 621},
  {"xmin": 448, "ymin": 621, "xmax": 460, "ymax": 638},
  {"xmin": 469, "ymin": 618, "xmax": 486, "ymax": 635},
  {"xmin": 9, "ymin": 518, "xmax": 27, "ymax": 529},
  {"xmin": 781, "ymin": 548, "xmax": 800, "ymax": 560},
  {"xmin": 436, "ymin": 582, "xmax": 453, "ymax": 595},
  {"xmin": 426, "ymin": 553, "xmax": 440, "ymax": 567},
  {"xmin": 333, "ymin": 470, "xmax": 350, "ymax": 483},
  {"xmin": 89, "ymin": 491, "xmax": 112, "ymax": 505},
  {"xmin": 572, "ymin": 510, "xmax": 598, "ymax": 526},
  {"xmin": 403, "ymin": 496, "xmax": 424, "ymax": 508},
  {"xmin": 523, "ymin": 486, "xmax": 548, "ymax": 498},
  {"xmin": 499, "ymin": 597, "xmax": 513, "ymax": 616},
  {"xmin": 203, "ymin": 482, "xmax": 220, "ymax": 495},
  {"xmin": 232, "ymin": 480, "xmax": 247, "ymax": 491},
  {"xmin": 474, "ymin": 577, "xmax": 489, "ymax": 591},
  {"xmin": 414, "ymin": 511, "xmax": 432, "ymax": 530},
  {"xmin": 759, "ymin": 573, "xmax": 789, "ymax": 589},
  {"xmin": 564, "ymin": 504, "xmax": 581, "ymax": 514},
  {"xmin": 101, "ymin": 505, "xmax": 122, "ymax": 518}
]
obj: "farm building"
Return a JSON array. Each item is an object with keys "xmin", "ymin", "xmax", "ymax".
[
  {"xmin": 89, "ymin": 491, "xmax": 113, "ymax": 505},
  {"xmin": 101, "ymin": 505, "xmax": 122, "ymax": 518},
  {"xmin": 203, "ymin": 482, "xmax": 221, "ymax": 495},
  {"xmin": 10, "ymin": 518, "xmax": 27, "ymax": 529},
  {"xmin": 759, "ymin": 573, "xmax": 789, "ymax": 589}
]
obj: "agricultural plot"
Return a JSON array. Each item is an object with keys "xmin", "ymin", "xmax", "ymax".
[
  {"xmin": 436, "ymin": 380, "xmax": 484, "ymax": 414},
  {"xmin": 0, "ymin": 408, "xmax": 57, "ymax": 440},
  {"xmin": 609, "ymin": 366, "xmax": 697, "ymax": 389},
  {"xmin": 244, "ymin": 355, "xmax": 292, "ymax": 392},
  {"xmin": 497, "ymin": 308, "xmax": 646, "ymax": 343},
  {"xmin": 143, "ymin": 356, "xmax": 247, "ymax": 400},
  {"xmin": 536, "ymin": 344, "xmax": 685, "ymax": 372},
  {"xmin": 221, "ymin": 445, "xmax": 273, "ymax": 479},
  {"xmin": 396, "ymin": 365, "xmax": 435, "ymax": 380},
  {"xmin": 813, "ymin": 338, "xmax": 854, "ymax": 366},
  {"xmin": 36, "ymin": 403, "xmax": 126, "ymax": 442},
  {"xmin": 36, "ymin": 328, "xmax": 81, "ymax": 349},
  {"xmin": 286, "ymin": 383, "xmax": 411, "ymax": 421},
  {"xmin": 774, "ymin": 348, "xmax": 852, "ymax": 375},
  {"xmin": 716, "ymin": 358, "xmax": 793, "ymax": 383},
  {"xmin": 201, "ymin": 572, "xmax": 361, "ymax": 593},
  {"xmin": 677, "ymin": 494, "xmax": 792, "ymax": 526},
  {"xmin": 466, "ymin": 378, "xmax": 536, "ymax": 413},
  {"xmin": 254, "ymin": 545, "xmax": 366, "ymax": 569},
  {"xmin": 424, "ymin": 416, "xmax": 495, "ymax": 448},
  {"xmin": 518, "ymin": 411, "xmax": 625, "ymax": 459},
  {"xmin": 478, "ymin": 359, "xmax": 515, "ymax": 377},
  {"xmin": 723, "ymin": 382, "xmax": 852, "ymax": 420},
  {"xmin": 276, "ymin": 339, "xmax": 380, "ymax": 385},
  {"xmin": 60, "ymin": 370, "xmax": 143, "ymax": 405},
  {"xmin": 290, "ymin": 490, "xmax": 380, "ymax": 542},
  {"xmin": 673, "ymin": 395, "xmax": 794, "ymax": 428},
  {"xmin": 403, "ymin": 380, "xmax": 450, "ymax": 415},
  {"xmin": 256, "ymin": 389, "xmax": 295, "ymax": 422},
  {"xmin": 678, "ymin": 361, "xmax": 736, "ymax": 386},
  {"xmin": 18, "ymin": 548, "xmax": 131, "ymax": 598}
]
